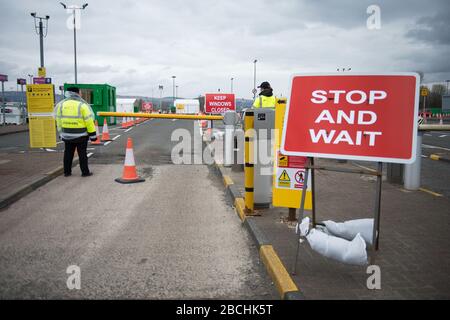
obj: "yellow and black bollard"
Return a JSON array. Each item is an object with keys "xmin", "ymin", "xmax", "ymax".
[{"xmin": 244, "ymin": 111, "xmax": 254, "ymax": 213}]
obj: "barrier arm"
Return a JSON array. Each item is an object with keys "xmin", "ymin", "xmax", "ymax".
[{"xmin": 97, "ymin": 111, "xmax": 223, "ymax": 121}]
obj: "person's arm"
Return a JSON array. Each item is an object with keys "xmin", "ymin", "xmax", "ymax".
[
  {"xmin": 253, "ymin": 98, "xmax": 259, "ymax": 108},
  {"xmin": 81, "ymin": 104, "xmax": 97, "ymax": 141}
]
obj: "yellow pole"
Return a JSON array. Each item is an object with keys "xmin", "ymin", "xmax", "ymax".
[
  {"xmin": 97, "ymin": 111, "xmax": 224, "ymax": 121},
  {"xmin": 244, "ymin": 111, "xmax": 254, "ymax": 213}
]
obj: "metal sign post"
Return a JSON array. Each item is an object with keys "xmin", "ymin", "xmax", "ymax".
[
  {"xmin": 292, "ymin": 157, "xmax": 311, "ymax": 275},
  {"xmin": 0, "ymin": 74, "xmax": 8, "ymax": 126}
]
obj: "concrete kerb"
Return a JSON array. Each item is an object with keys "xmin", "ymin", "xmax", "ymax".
[
  {"xmin": 0, "ymin": 128, "xmax": 29, "ymax": 137},
  {"xmin": 214, "ymin": 162, "xmax": 304, "ymax": 300},
  {"xmin": 0, "ymin": 158, "xmax": 79, "ymax": 211}
]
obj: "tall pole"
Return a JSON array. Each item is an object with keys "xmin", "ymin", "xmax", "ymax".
[
  {"xmin": 159, "ymin": 85, "xmax": 163, "ymax": 111},
  {"xmin": 253, "ymin": 59, "xmax": 257, "ymax": 99},
  {"xmin": 446, "ymin": 80, "xmax": 450, "ymax": 95},
  {"xmin": 39, "ymin": 20, "xmax": 44, "ymax": 67},
  {"xmin": 73, "ymin": 9, "xmax": 78, "ymax": 84},
  {"xmin": 231, "ymin": 77, "xmax": 234, "ymax": 93},
  {"xmin": 172, "ymin": 76, "xmax": 176, "ymax": 111},
  {"xmin": 60, "ymin": 4, "xmax": 88, "ymax": 84},
  {"xmin": 1, "ymin": 81, "xmax": 5, "ymax": 126}
]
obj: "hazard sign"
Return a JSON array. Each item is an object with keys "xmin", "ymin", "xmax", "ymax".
[
  {"xmin": 281, "ymin": 73, "xmax": 419, "ymax": 164},
  {"xmin": 278, "ymin": 169, "xmax": 291, "ymax": 187}
]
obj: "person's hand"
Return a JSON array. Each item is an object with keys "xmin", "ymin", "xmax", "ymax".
[{"xmin": 89, "ymin": 135, "xmax": 97, "ymax": 142}]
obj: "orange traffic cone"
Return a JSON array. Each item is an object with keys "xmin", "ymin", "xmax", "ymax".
[
  {"xmin": 91, "ymin": 120, "xmax": 103, "ymax": 145},
  {"xmin": 115, "ymin": 138, "xmax": 145, "ymax": 184},
  {"xmin": 101, "ymin": 118, "xmax": 112, "ymax": 141},
  {"xmin": 121, "ymin": 117, "xmax": 128, "ymax": 129}
]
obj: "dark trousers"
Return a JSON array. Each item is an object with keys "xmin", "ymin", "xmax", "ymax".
[{"xmin": 64, "ymin": 136, "xmax": 90, "ymax": 175}]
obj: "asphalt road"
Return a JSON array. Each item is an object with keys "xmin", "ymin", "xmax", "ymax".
[{"xmin": 0, "ymin": 119, "xmax": 277, "ymax": 299}]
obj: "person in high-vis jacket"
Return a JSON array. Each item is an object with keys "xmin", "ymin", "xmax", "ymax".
[
  {"xmin": 54, "ymin": 87, "xmax": 97, "ymax": 177},
  {"xmin": 253, "ymin": 81, "xmax": 276, "ymax": 108}
]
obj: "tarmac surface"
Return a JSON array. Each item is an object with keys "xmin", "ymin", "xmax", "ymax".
[{"xmin": 0, "ymin": 119, "xmax": 277, "ymax": 299}]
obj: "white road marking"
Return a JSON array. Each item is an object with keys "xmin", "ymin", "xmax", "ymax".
[
  {"xmin": 439, "ymin": 135, "xmax": 447, "ymax": 138},
  {"xmin": 422, "ymin": 144, "xmax": 450, "ymax": 152},
  {"xmin": 57, "ymin": 141, "xmax": 64, "ymax": 144},
  {"xmin": 172, "ymin": 119, "xmax": 177, "ymax": 122},
  {"xmin": 87, "ymin": 152, "xmax": 94, "ymax": 158},
  {"xmin": 0, "ymin": 159, "xmax": 11, "ymax": 165},
  {"xmin": 421, "ymin": 155, "xmax": 427, "ymax": 158},
  {"xmin": 124, "ymin": 127, "xmax": 133, "ymax": 133},
  {"xmin": 104, "ymin": 141, "xmax": 111, "ymax": 146},
  {"xmin": 424, "ymin": 133, "xmax": 432, "ymax": 137},
  {"xmin": 45, "ymin": 148, "xmax": 56, "ymax": 152},
  {"xmin": 112, "ymin": 135, "xmax": 121, "ymax": 141},
  {"xmin": 87, "ymin": 147, "xmax": 95, "ymax": 150}
]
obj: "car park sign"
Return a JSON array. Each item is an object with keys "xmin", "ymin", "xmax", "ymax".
[
  {"xmin": 205, "ymin": 93, "xmax": 235, "ymax": 114},
  {"xmin": 281, "ymin": 73, "xmax": 419, "ymax": 163}
]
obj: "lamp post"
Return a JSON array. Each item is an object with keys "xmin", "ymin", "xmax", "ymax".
[
  {"xmin": 30, "ymin": 13, "xmax": 50, "ymax": 69},
  {"xmin": 176, "ymin": 85, "xmax": 178, "ymax": 99},
  {"xmin": 446, "ymin": 80, "xmax": 450, "ymax": 95},
  {"xmin": 231, "ymin": 77, "xmax": 234, "ymax": 93},
  {"xmin": 60, "ymin": 3, "xmax": 88, "ymax": 84},
  {"xmin": 158, "ymin": 85, "xmax": 163, "ymax": 111},
  {"xmin": 172, "ymin": 76, "xmax": 176, "ymax": 111},
  {"xmin": 253, "ymin": 59, "xmax": 257, "ymax": 99}
]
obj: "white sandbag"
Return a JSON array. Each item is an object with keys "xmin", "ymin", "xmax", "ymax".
[
  {"xmin": 323, "ymin": 219, "xmax": 374, "ymax": 245},
  {"xmin": 306, "ymin": 229, "xmax": 368, "ymax": 266},
  {"xmin": 296, "ymin": 217, "xmax": 310, "ymax": 237}
]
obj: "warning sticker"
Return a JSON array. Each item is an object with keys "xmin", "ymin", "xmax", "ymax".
[
  {"xmin": 294, "ymin": 170, "xmax": 305, "ymax": 188},
  {"xmin": 278, "ymin": 154, "xmax": 288, "ymax": 167},
  {"xmin": 278, "ymin": 169, "xmax": 291, "ymax": 187}
]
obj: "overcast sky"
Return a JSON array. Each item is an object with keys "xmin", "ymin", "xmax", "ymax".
[{"xmin": 1, "ymin": 0, "xmax": 449, "ymax": 98}]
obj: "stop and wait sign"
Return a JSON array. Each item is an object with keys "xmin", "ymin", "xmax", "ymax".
[
  {"xmin": 205, "ymin": 93, "xmax": 235, "ymax": 114},
  {"xmin": 281, "ymin": 73, "xmax": 419, "ymax": 163}
]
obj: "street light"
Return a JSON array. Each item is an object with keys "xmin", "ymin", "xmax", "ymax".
[
  {"xmin": 446, "ymin": 80, "xmax": 450, "ymax": 95},
  {"xmin": 30, "ymin": 12, "xmax": 50, "ymax": 68},
  {"xmin": 158, "ymin": 85, "xmax": 163, "ymax": 111},
  {"xmin": 60, "ymin": 2, "xmax": 88, "ymax": 84},
  {"xmin": 28, "ymin": 74, "xmax": 34, "ymax": 83},
  {"xmin": 172, "ymin": 76, "xmax": 176, "ymax": 111},
  {"xmin": 253, "ymin": 59, "xmax": 257, "ymax": 99},
  {"xmin": 176, "ymin": 85, "xmax": 178, "ymax": 99},
  {"xmin": 230, "ymin": 77, "xmax": 234, "ymax": 93}
]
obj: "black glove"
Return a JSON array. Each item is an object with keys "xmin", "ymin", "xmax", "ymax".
[{"xmin": 89, "ymin": 135, "xmax": 97, "ymax": 142}]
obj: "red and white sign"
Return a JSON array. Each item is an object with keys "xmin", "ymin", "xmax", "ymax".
[
  {"xmin": 281, "ymin": 73, "xmax": 419, "ymax": 164},
  {"xmin": 205, "ymin": 93, "xmax": 235, "ymax": 114},
  {"xmin": 142, "ymin": 102, "xmax": 153, "ymax": 113}
]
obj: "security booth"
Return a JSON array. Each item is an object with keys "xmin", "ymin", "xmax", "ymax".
[{"xmin": 63, "ymin": 83, "xmax": 116, "ymax": 126}]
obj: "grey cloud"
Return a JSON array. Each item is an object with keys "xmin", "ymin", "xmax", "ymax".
[{"xmin": 406, "ymin": 12, "xmax": 450, "ymax": 45}]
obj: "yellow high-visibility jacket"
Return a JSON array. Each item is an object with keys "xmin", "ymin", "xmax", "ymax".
[
  {"xmin": 55, "ymin": 97, "xmax": 96, "ymax": 140},
  {"xmin": 253, "ymin": 95, "xmax": 277, "ymax": 108}
]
